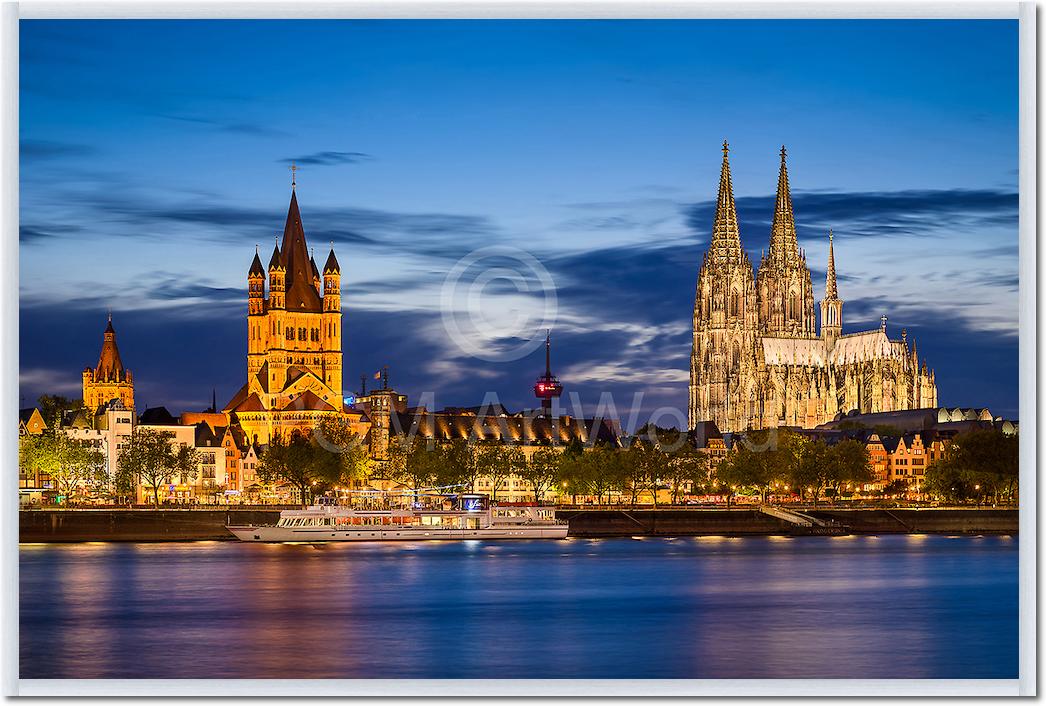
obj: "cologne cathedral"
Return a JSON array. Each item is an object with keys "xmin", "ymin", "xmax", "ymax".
[{"xmin": 689, "ymin": 143, "xmax": 938, "ymax": 433}]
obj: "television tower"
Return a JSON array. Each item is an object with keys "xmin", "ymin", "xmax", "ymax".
[{"xmin": 533, "ymin": 330, "xmax": 563, "ymax": 415}]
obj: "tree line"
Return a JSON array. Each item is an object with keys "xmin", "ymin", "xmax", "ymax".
[{"xmin": 19, "ymin": 389, "xmax": 1019, "ymax": 507}]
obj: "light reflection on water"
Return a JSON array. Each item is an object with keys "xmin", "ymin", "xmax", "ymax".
[{"xmin": 20, "ymin": 535, "xmax": 1017, "ymax": 679}]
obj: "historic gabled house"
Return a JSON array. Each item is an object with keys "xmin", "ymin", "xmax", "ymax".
[
  {"xmin": 689, "ymin": 143, "xmax": 938, "ymax": 433},
  {"xmin": 224, "ymin": 178, "xmax": 367, "ymax": 444}
]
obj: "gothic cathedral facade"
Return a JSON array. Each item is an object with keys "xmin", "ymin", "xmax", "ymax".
[{"xmin": 689, "ymin": 144, "xmax": 938, "ymax": 433}]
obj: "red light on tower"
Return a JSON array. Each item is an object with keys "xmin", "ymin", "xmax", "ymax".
[{"xmin": 533, "ymin": 330, "xmax": 562, "ymax": 415}]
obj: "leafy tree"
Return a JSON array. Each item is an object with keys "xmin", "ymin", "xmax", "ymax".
[
  {"xmin": 831, "ymin": 438, "xmax": 873, "ymax": 492},
  {"xmin": 257, "ymin": 430, "xmax": 344, "ymax": 507},
  {"xmin": 117, "ymin": 428, "xmax": 200, "ymax": 507},
  {"xmin": 664, "ymin": 445, "xmax": 708, "ymax": 504},
  {"xmin": 474, "ymin": 444, "xmax": 525, "ymax": 502},
  {"xmin": 37, "ymin": 394, "xmax": 86, "ymax": 428},
  {"xmin": 387, "ymin": 435, "xmax": 440, "ymax": 497},
  {"xmin": 520, "ymin": 447, "xmax": 560, "ymax": 503},
  {"xmin": 717, "ymin": 430, "xmax": 778, "ymax": 503},
  {"xmin": 21, "ymin": 429, "xmax": 105, "ymax": 503},
  {"xmin": 783, "ymin": 434, "xmax": 824, "ymax": 503},
  {"xmin": 436, "ymin": 439, "xmax": 478, "ymax": 492},
  {"xmin": 315, "ymin": 417, "xmax": 371, "ymax": 489},
  {"xmin": 925, "ymin": 429, "xmax": 1018, "ymax": 504},
  {"xmin": 585, "ymin": 444, "xmax": 626, "ymax": 505}
]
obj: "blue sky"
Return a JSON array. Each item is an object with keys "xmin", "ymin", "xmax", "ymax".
[{"xmin": 19, "ymin": 19, "xmax": 1019, "ymax": 422}]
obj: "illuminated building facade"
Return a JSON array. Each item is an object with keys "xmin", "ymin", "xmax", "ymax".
[
  {"xmin": 224, "ymin": 176, "xmax": 367, "ymax": 444},
  {"xmin": 689, "ymin": 143, "xmax": 938, "ymax": 433},
  {"xmin": 82, "ymin": 315, "xmax": 135, "ymax": 411}
]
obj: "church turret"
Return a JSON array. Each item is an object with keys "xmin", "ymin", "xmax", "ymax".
[
  {"xmin": 321, "ymin": 245, "xmax": 342, "ymax": 397},
  {"xmin": 820, "ymin": 230, "xmax": 843, "ymax": 349},
  {"xmin": 248, "ymin": 246, "xmax": 265, "ymax": 316},
  {"xmin": 267, "ymin": 243, "xmax": 285, "ymax": 310},
  {"xmin": 322, "ymin": 246, "xmax": 341, "ymax": 312}
]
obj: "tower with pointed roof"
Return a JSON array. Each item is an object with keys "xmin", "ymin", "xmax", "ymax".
[
  {"xmin": 226, "ymin": 179, "xmax": 358, "ymax": 443},
  {"xmin": 756, "ymin": 146, "xmax": 816, "ymax": 337},
  {"xmin": 82, "ymin": 314, "xmax": 135, "ymax": 410},
  {"xmin": 689, "ymin": 141, "xmax": 761, "ymax": 433},
  {"xmin": 820, "ymin": 230, "xmax": 843, "ymax": 349},
  {"xmin": 689, "ymin": 144, "xmax": 938, "ymax": 432}
]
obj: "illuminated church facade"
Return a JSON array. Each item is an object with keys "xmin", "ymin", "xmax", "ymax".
[
  {"xmin": 689, "ymin": 144, "xmax": 938, "ymax": 433},
  {"xmin": 224, "ymin": 176, "xmax": 366, "ymax": 444}
]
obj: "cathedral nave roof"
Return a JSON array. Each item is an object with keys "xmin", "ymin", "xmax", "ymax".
[
  {"xmin": 761, "ymin": 337, "xmax": 827, "ymax": 367},
  {"xmin": 829, "ymin": 330, "xmax": 897, "ymax": 365}
]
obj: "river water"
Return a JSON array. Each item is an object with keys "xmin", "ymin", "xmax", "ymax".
[{"xmin": 20, "ymin": 535, "xmax": 1017, "ymax": 680}]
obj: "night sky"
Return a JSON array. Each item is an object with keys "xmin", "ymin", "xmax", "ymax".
[{"xmin": 19, "ymin": 19, "xmax": 1019, "ymax": 425}]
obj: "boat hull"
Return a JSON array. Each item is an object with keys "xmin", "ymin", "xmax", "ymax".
[{"xmin": 226, "ymin": 524, "xmax": 570, "ymax": 542}]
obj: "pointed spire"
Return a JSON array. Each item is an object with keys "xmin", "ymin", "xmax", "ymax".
[
  {"xmin": 825, "ymin": 229, "xmax": 838, "ymax": 299},
  {"xmin": 323, "ymin": 245, "xmax": 341, "ymax": 274},
  {"xmin": 280, "ymin": 186, "xmax": 323, "ymax": 311},
  {"xmin": 249, "ymin": 245, "xmax": 265, "ymax": 277},
  {"xmin": 268, "ymin": 243, "xmax": 283, "ymax": 271},
  {"xmin": 768, "ymin": 144, "xmax": 799, "ymax": 262},
  {"xmin": 709, "ymin": 140, "xmax": 746, "ymax": 262},
  {"xmin": 95, "ymin": 315, "xmax": 125, "ymax": 382}
]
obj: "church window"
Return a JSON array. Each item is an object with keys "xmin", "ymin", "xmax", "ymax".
[
  {"xmin": 299, "ymin": 327, "xmax": 307, "ymax": 341},
  {"xmin": 286, "ymin": 328, "xmax": 295, "ymax": 340}
]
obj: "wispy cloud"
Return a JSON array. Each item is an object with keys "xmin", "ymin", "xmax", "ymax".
[
  {"xmin": 19, "ymin": 223, "xmax": 82, "ymax": 243},
  {"xmin": 685, "ymin": 188, "xmax": 1019, "ymax": 242},
  {"xmin": 20, "ymin": 139, "xmax": 95, "ymax": 161},
  {"xmin": 279, "ymin": 151, "xmax": 373, "ymax": 166}
]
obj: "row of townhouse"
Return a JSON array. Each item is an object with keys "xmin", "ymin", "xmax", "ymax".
[
  {"xmin": 865, "ymin": 431, "xmax": 949, "ymax": 490},
  {"xmin": 19, "ymin": 400, "xmax": 270, "ymax": 505}
]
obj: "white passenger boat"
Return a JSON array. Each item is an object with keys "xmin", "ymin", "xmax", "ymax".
[{"xmin": 227, "ymin": 494, "xmax": 569, "ymax": 542}]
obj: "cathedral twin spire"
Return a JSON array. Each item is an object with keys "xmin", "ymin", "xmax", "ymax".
[
  {"xmin": 768, "ymin": 146, "xmax": 800, "ymax": 264},
  {"xmin": 708, "ymin": 141, "xmax": 748, "ymax": 264}
]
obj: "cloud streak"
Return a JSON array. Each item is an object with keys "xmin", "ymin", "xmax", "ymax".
[
  {"xmin": 280, "ymin": 151, "xmax": 373, "ymax": 166},
  {"xmin": 684, "ymin": 188, "xmax": 1018, "ymax": 244}
]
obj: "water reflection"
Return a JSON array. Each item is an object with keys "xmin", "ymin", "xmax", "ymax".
[{"xmin": 20, "ymin": 535, "xmax": 1017, "ymax": 679}]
